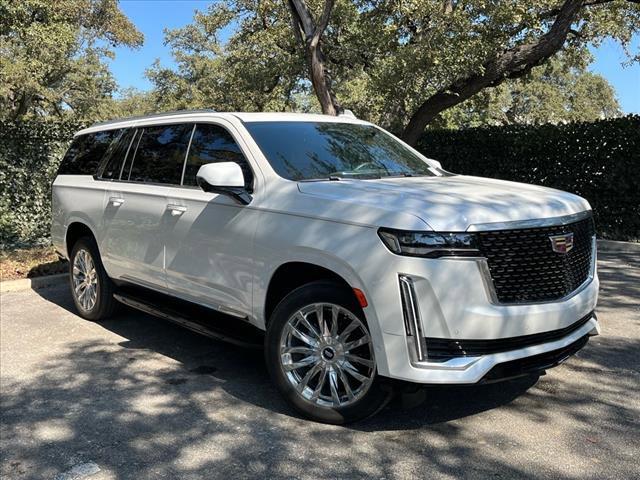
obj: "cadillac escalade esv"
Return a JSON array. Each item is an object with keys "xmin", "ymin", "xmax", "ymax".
[{"xmin": 52, "ymin": 110, "xmax": 599, "ymax": 423}]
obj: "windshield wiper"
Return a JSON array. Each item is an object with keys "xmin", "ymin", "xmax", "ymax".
[
  {"xmin": 383, "ymin": 172, "xmax": 430, "ymax": 178},
  {"xmin": 299, "ymin": 176, "xmax": 342, "ymax": 182}
]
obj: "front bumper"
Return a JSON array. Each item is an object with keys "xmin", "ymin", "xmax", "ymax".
[
  {"xmin": 360, "ymin": 243, "xmax": 599, "ymax": 384},
  {"xmin": 377, "ymin": 313, "xmax": 598, "ymax": 384}
]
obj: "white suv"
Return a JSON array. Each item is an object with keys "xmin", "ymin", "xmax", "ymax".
[{"xmin": 52, "ymin": 110, "xmax": 600, "ymax": 423}]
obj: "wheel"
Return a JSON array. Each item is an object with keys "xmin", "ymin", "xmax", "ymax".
[
  {"xmin": 69, "ymin": 236, "xmax": 117, "ymax": 321},
  {"xmin": 265, "ymin": 281, "xmax": 391, "ymax": 424}
]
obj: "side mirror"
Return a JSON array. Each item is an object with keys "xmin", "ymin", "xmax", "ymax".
[{"xmin": 196, "ymin": 162, "xmax": 251, "ymax": 205}]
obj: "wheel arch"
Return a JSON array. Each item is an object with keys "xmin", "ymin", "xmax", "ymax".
[
  {"xmin": 263, "ymin": 261, "xmax": 362, "ymax": 327},
  {"xmin": 65, "ymin": 221, "xmax": 98, "ymax": 258}
]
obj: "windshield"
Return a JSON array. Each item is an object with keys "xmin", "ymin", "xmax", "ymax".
[{"xmin": 244, "ymin": 121, "xmax": 438, "ymax": 181}]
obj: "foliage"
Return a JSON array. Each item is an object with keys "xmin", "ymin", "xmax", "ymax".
[
  {"xmin": 0, "ymin": 119, "xmax": 82, "ymax": 248},
  {"xmin": 147, "ymin": 0, "xmax": 639, "ymax": 142},
  {"xmin": 417, "ymin": 115, "xmax": 640, "ymax": 241},
  {"xmin": 0, "ymin": 0, "xmax": 143, "ymax": 121},
  {"xmin": 98, "ymin": 87, "xmax": 158, "ymax": 119},
  {"xmin": 1, "ymin": 115, "xmax": 636, "ymax": 248},
  {"xmin": 147, "ymin": 1, "xmax": 305, "ymax": 113},
  {"xmin": 436, "ymin": 53, "xmax": 621, "ymax": 128}
]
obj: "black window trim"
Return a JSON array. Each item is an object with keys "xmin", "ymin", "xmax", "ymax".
[
  {"xmin": 124, "ymin": 127, "xmax": 145, "ymax": 182},
  {"xmin": 181, "ymin": 121, "xmax": 255, "ymax": 193},
  {"xmin": 118, "ymin": 128, "xmax": 139, "ymax": 181},
  {"xmin": 95, "ymin": 128, "xmax": 132, "ymax": 180},
  {"xmin": 180, "ymin": 124, "xmax": 197, "ymax": 186},
  {"xmin": 90, "ymin": 120, "xmax": 256, "ymax": 192}
]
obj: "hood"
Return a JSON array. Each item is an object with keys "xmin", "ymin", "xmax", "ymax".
[{"xmin": 296, "ymin": 175, "xmax": 591, "ymax": 231}]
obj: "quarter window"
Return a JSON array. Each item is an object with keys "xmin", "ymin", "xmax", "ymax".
[
  {"xmin": 183, "ymin": 124, "xmax": 252, "ymax": 190},
  {"xmin": 100, "ymin": 129, "xmax": 136, "ymax": 180},
  {"xmin": 58, "ymin": 129, "xmax": 122, "ymax": 175},
  {"xmin": 127, "ymin": 124, "xmax": 193, "ymax": 184}
]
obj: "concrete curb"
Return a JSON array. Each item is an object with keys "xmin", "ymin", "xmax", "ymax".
[
  {"xmin": 0, "ymin": 273, "xmax": 67, "ymax": 293},
  {"xmin": 598, "ymin": 239, "xmax": 640, "ymax": 254}
]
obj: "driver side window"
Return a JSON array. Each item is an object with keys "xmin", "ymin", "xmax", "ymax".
[{"xmin": 183, "ymin": 124, "xmax": 253, "ymax": 190}]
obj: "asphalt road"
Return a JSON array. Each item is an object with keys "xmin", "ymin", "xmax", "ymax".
[{"xmin": 1, "ymin": 252, "xmax": 639, "ymax": 480}]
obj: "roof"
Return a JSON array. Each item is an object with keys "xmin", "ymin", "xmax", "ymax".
[{"xmin": 78, "ymin": 110, "xmax": 369, "ymax": 136}]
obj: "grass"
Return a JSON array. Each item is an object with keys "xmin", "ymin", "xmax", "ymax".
[{"xmin": 0, "ymin": 245, "xmax": 68, "ymax": 281}]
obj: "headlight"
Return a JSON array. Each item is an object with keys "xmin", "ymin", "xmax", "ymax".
[{"xmin": 378, "ymin": 228, "xmax": 480, "ymax": 258}]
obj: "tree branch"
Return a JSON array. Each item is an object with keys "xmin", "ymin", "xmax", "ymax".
[
  {"xmin": 289, "ymin": 0, "xmax": 314, "ymax": 37},
  {"xmin": 401, "ymin": 0, "xmax": 585, "ymax": 145}
]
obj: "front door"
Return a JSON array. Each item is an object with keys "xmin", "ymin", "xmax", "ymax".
[{"xmin": 164, "ymin": 122, "xmax": 259, "ymax": 318}]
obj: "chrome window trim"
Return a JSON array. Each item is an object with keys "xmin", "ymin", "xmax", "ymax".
[{"xmin": 466, "ymin": 210, "xmax": 593, "ymax": 232}]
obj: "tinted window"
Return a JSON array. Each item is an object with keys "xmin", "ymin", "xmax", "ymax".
[
  {"xmin": 127, "ymin": 124, "xmax": 193, "ymax": 184},
  {"xmin": 244, "ymin": 121, "xmax": 436, "ymax": 181},
  {"xmin": 99, "ymin": 129, "xmax": 135, "ymax": 180},
  {"xmin": 183, "ymin": 124, "xmax": 252, "ymax": 189},
  {"xmin": 58, "ymin": 129, "xmax": 121, "ymax": 175}
]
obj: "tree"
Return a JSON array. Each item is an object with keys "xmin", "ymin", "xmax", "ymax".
[
  {"xmin": 0, "ymin": 0, "xmax": 143, "ymax": 120},
  {"xmin": 151, "ymin": 0, "xmax": 639, "ymax": 143},
  {"xmin": 288, "ymin": 0, "xmax": 342, "ymax": 114},
  {"xmin": 395, "ymin": 0, "xmax": 639, "ymax": 144},
  {"xmin": 98, "ymin": 87, "xmax": 158, "ymax": 120},
  {"xmin": 147, "ymin": 1, "xmax": 305, "ymax": 113},
  {"xmin": 438, "ymin": 52, "xmax": 621, "ymax": 128}
]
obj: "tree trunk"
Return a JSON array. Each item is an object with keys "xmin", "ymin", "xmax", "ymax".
[
  {"xmin": 288, "ymin": 0, "xmax": 341, "ymax": 115},
  {"xmin": 307, "ymin": 38, "xmax": 340, "ymax": 115},
  {"xmin": 12, "ymin": 92, "xmax": 33, "ymax": 120},
  {"xmin": 401, "ymin": 0, "xmax": 584, "ymax": 145}
]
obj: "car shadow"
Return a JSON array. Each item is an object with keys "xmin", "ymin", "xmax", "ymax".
[{"xmin": 34, "ymin": 284, "xmax": 540, "ymax": 431}]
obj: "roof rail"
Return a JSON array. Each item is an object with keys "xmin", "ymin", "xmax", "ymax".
[
  {"xmin": 339, "ymin": 109, "xmax": 357, "ymax": 119},
  {"xmin": 89, "ymin": 109, "xmax": 219, "ymax": 129}
]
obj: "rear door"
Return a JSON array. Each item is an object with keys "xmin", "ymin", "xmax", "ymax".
[
  {"xmin": 163, "ymin": 121, "xmax": 259, "ymax": 318},
  {"xmin": 99, "ymin": 123, "xmax": 193, "ymax": 289}
]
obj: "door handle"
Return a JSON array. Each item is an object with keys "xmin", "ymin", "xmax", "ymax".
[
  {"xmin": 109, "ymin": 196, "xmax": 125, "ymax": 207},
  {"xmin": 167, "ymin": 204, "xmax": 187, "ymax": 216}
]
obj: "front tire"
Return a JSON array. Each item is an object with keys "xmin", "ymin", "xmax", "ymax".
[
  {"xmin": 265, "ymin": 281, "xmax": 391, "ymax": 424},
  {"xmin": 69, "ymin": 236, "xmax": 117, "ymax": 321}
]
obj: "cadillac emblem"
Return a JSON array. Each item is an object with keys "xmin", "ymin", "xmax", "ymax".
[{"xmin": 549, "ymin": 233, "xmax": 574, "ymax": 254}]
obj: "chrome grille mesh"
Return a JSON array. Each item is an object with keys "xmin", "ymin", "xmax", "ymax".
[{"xmin": 477, "ymin": 216, "xmax": 595, "ymax": 303}]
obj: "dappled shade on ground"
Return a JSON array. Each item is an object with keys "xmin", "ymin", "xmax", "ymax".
[{"xmin": 0, "ymin": 252, "xmax": 638, "ymax": 479}]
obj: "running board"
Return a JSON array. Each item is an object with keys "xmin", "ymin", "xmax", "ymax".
[{"xmin": 113, "ymin": 291, "xmax": 263, "ymax": 349}]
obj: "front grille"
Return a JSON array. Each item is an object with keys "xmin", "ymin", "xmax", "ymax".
[
  {"xmin": 425, "ymin": 311, "xmax": 594, "ymax": 360},
  {"xmin": 477, "ymin": 216, "xmax": 595, "ymax": 303}
]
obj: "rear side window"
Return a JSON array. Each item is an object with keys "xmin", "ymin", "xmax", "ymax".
[
  {"xmin": 127, "ymin": 124, "xmax": 193, "ymax": 184},
  {"xmin": 184, "ymin": 124, "xmax": 252, "ymax": 190},
  {"xmin": 58, "ymin": 129, "xmax": 121, "ymax": 175},
  {"xmin": 100, "ymin": 129, "xmax": 136, "ymax": 180}
]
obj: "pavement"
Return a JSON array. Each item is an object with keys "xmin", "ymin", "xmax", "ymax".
[{"xmin": 1, "ymin": 252, "xmax": 638, "ymax": 480}]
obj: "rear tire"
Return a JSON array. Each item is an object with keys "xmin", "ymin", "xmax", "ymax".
[
  {"xmin": 69, "ymin": 236, "xmax": 117, "ymax": 321},
  {"xmin": 265, "ymin": 281, "xmax": 391, "ymax": 424}
]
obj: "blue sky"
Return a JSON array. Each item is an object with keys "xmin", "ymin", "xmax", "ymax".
[{"xmin": 110, "ymin": 0, "xmax": 640, "ymax": 113}]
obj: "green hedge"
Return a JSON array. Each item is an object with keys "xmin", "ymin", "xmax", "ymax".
[
  {"xmin": 417, "ymin": 115, "xmax": 640, "ymax": 241},
  {"xmin": 0, "ymin": 119, "xmax": 82, "ymax": 248},
  {"xmin": 1, "ymin": 115, "xmax": 638, "ymax": 248}
]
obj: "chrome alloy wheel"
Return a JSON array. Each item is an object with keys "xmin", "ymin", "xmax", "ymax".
[
  {"xmin": 280, "ymin": 303, "xmax": 376, "ymax": 408},
  {"xmin": 72, "ymin": 248, "xmax": 98, "ymax": 311}
]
